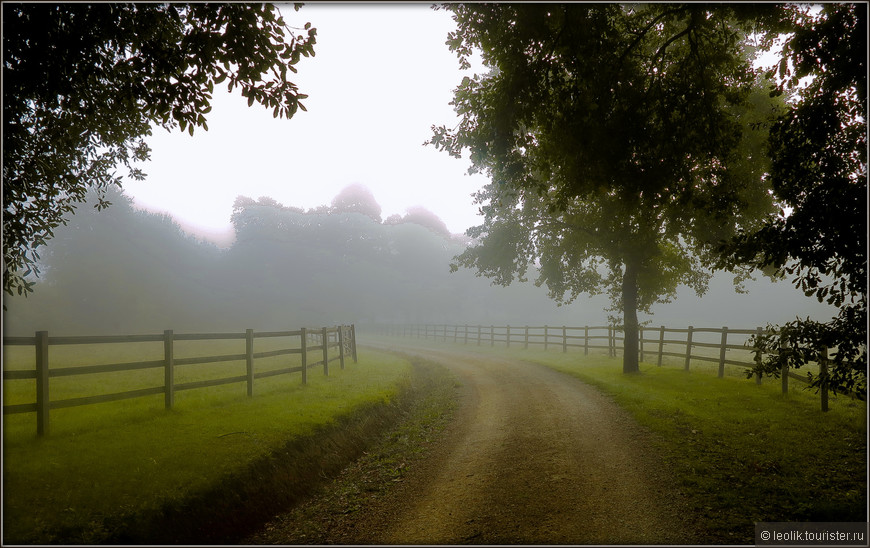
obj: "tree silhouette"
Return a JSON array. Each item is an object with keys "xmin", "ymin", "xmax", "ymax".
[
  {"xmin": 3, "ymin": 3, "xmax": 316, "ymax": 297},
  {"xmin": 718, "ymin": 3, "xmax": 867, "ymax": 398},
  {"xmin": 430, "ymin": 4, "xmax": 778, "ymax": 373}
]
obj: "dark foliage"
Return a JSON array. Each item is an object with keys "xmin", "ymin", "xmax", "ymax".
[
  {"xmin": 429, "ymin": 4, "xmax": 778, "ymax": 373},
  {"xmin": 718, "ymin": 4, "xmax": 867, "ymax": 398},
  {"xmin": 3, "ymin": 3, "xmax": 316, "ymax": 298}
]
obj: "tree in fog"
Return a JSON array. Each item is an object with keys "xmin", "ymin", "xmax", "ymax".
[
  {"xmin": 331, "ymin": 184, "xmax": 383, "ymax": 222},
  {"xmin": 717, "ymin": 4, "xmax": 867, "ymax": 398},
  {"xmin": 430, "ymin": 4, "xmax": 780, "ymax": 373},
  {"xmin": 3, "ymin": 3, "xmax": 316, "ymax": 298},
  {"xmin": 4, "ymin": 186, "xmax": 224, "ymax": 334},
  {"xmin": 401, "ymin": 206, "xmax": 453, "ymax": 239}
]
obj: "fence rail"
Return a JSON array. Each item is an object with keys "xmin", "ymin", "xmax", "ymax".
[
  {"xmin": 3, "ymin": 324, "xmax": 357, "ymax": 436},
  {"xmin": 379, "ymin": 323, "xmax": 837, "ymax": 411}
]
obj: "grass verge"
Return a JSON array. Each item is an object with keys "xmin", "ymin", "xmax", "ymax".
[
  {"xmin": 376, "ymin": 338, "xmax": 867, "ymax": 544},
  {"xmin": 244, "ymin": 354, "xmax": 460, "ymax": 544},
  {"xmin": 2, "ymin": 348, "xmax": 412, "ymax": 544}
]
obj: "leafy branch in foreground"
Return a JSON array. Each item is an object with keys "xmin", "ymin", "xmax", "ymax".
[
  {"xmin": 3, "ymin": 3, "xmax": 316, "ymax": 298},
  {"xmin": 720, "ymin": 4, "xmax": 867, "ymax": 400}
]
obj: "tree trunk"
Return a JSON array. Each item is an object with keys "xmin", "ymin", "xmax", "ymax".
[{"xmin": 622, "ymin": 258, "xmax": 640, "ymax": 374}]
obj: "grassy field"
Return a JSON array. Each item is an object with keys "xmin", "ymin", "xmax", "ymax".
[
  {"xmin": 373, "ymin": 336, "xmax": 867, "ymax": 544},
  {"xmin": 2, "ymin": 341, "xmax": 412, "ymax": 544}
]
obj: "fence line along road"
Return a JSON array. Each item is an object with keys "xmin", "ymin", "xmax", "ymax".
[
  {"xmin": 377, "ymin": 323, "xmax": 837, "ymax": 412},
  {"xmin": 3, "ymin": 324, "xmax": 357, "ymax": 437}
]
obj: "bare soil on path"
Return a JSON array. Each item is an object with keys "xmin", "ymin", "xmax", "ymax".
[{"xmin": 248, "ymin": 343, "xmax": 704, "ymax": 544}]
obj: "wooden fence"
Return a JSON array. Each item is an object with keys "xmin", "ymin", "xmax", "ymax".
[
  {"xmin": 379, "ymin": 323, "xmax": 836, "ymax": 411},
  {"xmin": 3, "ymin": 324, "xmax": 357, "ymax": 436}
]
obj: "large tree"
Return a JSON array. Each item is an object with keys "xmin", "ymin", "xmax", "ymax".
[
  {"xmin": 3, "ymin": 3, "xmax": 316, "ymax": 297},
  {"xmin": 717, "ymin": 3, "xmax": 867, "ymax": 398},
  {"xmin": 430, "ymin": 4, "xmax": 779, "ymax": 373}
]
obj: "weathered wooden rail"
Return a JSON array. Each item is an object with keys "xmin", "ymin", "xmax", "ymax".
[
  {"xmin": 3, "ymin": 324, "xmax": 357, "ymax": 436},
  {"xmin": 379, "ymin": 323, "xmax": 837, "ymax": 411}
]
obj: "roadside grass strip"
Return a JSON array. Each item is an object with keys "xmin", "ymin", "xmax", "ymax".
[
  {"xmin": 525, "ymin": 351, "xmax": 866, "ymax": 543},
  {"xmin": 376, "ymin": 338, "xmax": 867, "ymax": 544},
  {"xmin": 2, "ymin": 348, "xmax": 411, "ymax": 544}
]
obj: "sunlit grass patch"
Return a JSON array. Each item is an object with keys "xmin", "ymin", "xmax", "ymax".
[{"xmin": 2, "ymin": 348, "xmax": 411, "ymax": 544}]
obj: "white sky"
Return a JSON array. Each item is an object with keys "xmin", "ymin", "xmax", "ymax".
[{"xmin": 124, "ymin": 3, "xmax": 488, "ymax": 245}]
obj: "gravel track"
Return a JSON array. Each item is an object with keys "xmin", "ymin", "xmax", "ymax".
[{"xmin": 249, "ymin": 344, "xmax": 703, "ymax": 544}]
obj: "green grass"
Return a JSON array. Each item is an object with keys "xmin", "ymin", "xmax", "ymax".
[
  {"xmin": 245, "ymin": 356, "xmax": 462, "ymax": 544},
  {"xmin": 2, "ymin": 344, "xmax": 412, "ymax": 544},
  {"xmin": 373, "ymin": 337, "xmax": 867, "ymax": 544}
]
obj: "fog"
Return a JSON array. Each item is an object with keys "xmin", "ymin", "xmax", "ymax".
[{"xmin": 2, "ymin": 185, "xmax": 837, "ymax": 337}]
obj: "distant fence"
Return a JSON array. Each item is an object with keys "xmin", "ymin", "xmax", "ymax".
[
  {"xmin": 3, "ymin": 325, "xmax": 357, "ymax": 436},
  {"xmin": 378, "ymin": 323, "xmax": 837, "ymax": 411}
]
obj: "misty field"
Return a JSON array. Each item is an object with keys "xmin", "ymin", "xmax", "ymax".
[{"xmin": 2, "ymin": 343, "xmax": 412, "ymax": 544}]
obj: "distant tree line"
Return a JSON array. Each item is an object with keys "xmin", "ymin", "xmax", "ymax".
[{"xmin": 3, "ymin": 185, "xmax": 588, "ymax": 335}]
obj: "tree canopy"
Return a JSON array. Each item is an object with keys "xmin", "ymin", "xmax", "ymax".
[
  {"xmin": 3, "ymin": 3, "xmax": 316, "ymax": 298},
  {"xmin": 430, "ymin": 3, "xmax": 779, "ymax": 373},
  {"xmin": 717, "ymin": 3, "xmax": 867, "ymax": 398},
  {"xmin": 331, "ymin": 184, "xmax": 383, "ymax": 222}
]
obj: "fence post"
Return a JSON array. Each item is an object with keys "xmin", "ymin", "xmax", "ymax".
[
  {"xmin": 524, "ymin": 326, "xmax": 529, "ymax": 349},
  {"xmin": 35, "ymin": 331, "xmax": 49, "ymax": 437},
  {"xmin": 608, "ymin": 326, "xmax": 613, "ymax": 357},
  {"xmin": 246, "ymin": 329, "xmax": 254, "ymax": 397},
  {"xmin": 718, "ymin": 326, "xmax": 728, "ymax": 378},
  {"xmin": 639, "ymin": 326, "xmax": 645, "ymax": 362},
  {"xmin": 300, "ymin": 328, "xmax": 308, "ymax": 385},
  {"xmin": 754, "ymin": 327, "xmax": 763, "ymax": 385},
  {"xmin": 322, "ymin": 327, "xmax": 329, "ymax": 376},
  {"xmin": 613, "ymin": 326, "xmax": 618, "ymax": 358},
  {"xmin": 507, "ymin": 325, "xmax": 511, "ymax": 348},
  {"xmin": 781, "ymin": 336, "xmax": 789, "ymax": 394},
  {"xmin": 464, "ymin": 325, "xmax": 469, "ymax": 345},
  {"xmin": 564, "ymin": 326, "xmax": 569, "ymax": 354},
  {"xmin": 583, "ymin": 326, "xmax": 588, "ymax": 355},
  {"xmin": 820, "ymin": 346, "xmax": 829, "ymax": 412},
  {"xmin": 684, "ymin": 326, "xmax": 693, "ymax": 371},
  {"xmin": 544, "ymin": 325, "xmax": 548, "ymax": 351},
  {"xmin": 489, "ymin": 325, "xmax": 493, "ymax": 347},
  {"xmin": 164, "ymin": 329, "xmax": 175, "ymax": 409},
  {"xmin": 657, "ymin": 325, "xmax": 665, "ymax": 367},
  {"xmin": 338, "ymin": 326, "xmax": 346, "ymax": 370},
  {"xmin": 351, "ymin": 324, "xmax": 358, "ymax": 363}
]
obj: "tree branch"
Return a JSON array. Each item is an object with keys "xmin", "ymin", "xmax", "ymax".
[{"xmin": 617, "ymin": 6, "xmax": 689, "ymax": 67}]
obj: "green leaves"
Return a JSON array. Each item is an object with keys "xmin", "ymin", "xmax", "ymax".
[
  {"xmin": 432, "ymin": 4, "xmax": 779, "ymax": 372},
  {"xmin": 3, "ymin": 3, "xmax": 317, "ymax": 297},
  {"xmin": 434, "ymin": 4, "xmax": 772, "ymax": 308},
  {"xmin": 716, "ymin": 4, "xmax": 866, "ymax": 399}
]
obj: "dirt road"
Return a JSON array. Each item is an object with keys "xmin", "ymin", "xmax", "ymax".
[{"xmin": 250, "ymin": 344, "xmax": 702, "ymax": 544}]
